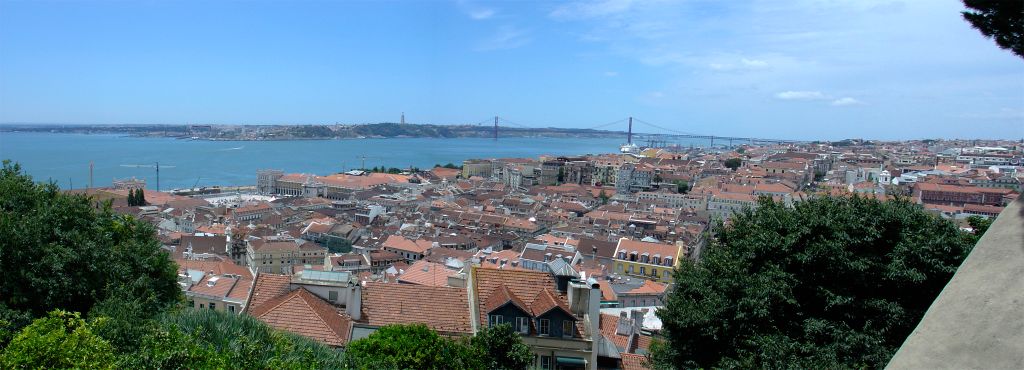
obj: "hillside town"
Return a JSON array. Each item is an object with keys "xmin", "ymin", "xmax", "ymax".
[{"xmin": 71, "ymin": 138, "xmax": 1022, "ymax": 370}]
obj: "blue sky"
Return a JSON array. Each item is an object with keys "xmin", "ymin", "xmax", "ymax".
[{"xmin": 0, "ymin": 0, "xmax": 1021, "ymax": 140}]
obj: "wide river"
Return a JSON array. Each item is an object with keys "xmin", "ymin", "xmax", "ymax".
[{"xmin": 0, "ymin": 132, "xmax": 697, "ymax": 190}]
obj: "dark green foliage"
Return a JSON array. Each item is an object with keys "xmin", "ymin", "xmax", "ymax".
[
  {"xmin": 962, "ymin": 0, "xmax": 1023, "ymax": 58},
  {"xmin": 470, "ymin": 323, "xmax": 533, "ymax": 370},
  {"xmin": 137, "ymin": 188, "xmax": 146, "ymax": 205},
  {"xmin": 126, "ymin": 309, "xmax": 346, "ymax": 369},
  {"xmin": 0, "ymin": 161, "xmax": 182, "ymax": 328},
  {"xmin": 966, "ymin": 215, "xmax": 994, "ymax": 236},
  {"xmin": 599, "ymin": 190, "xmax": 610, "ymax": 204},
  {"xmin": 723, "ymin": 157, "xmax": 742, "ymax": 171},
  {"xmin": 324, "ymin": 237, "xmax": 353, "ymax": 253},
  {"xmin": 673, "ymin": 180, "xmax": 690, "ymax": 194},
  {"xmin": 736, "ymin": 147, "xmax": 746, "ymax": 154},
  {"xmin": 346, "ymin": 324, "xmax": 482, "ymax": 369},
  {"xmin": 0, "ymin": 310, "xmax": 116, "ymax": 369},
  {"xmin": 652, "ymin": 195, "xmax": 976, "ymax": 369}
]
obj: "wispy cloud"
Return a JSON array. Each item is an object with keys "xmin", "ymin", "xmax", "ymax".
[
  {"xmin": 549, "ymin": 0, "xmax": 637, "ymax": 20},
  {"xmin": 468, "ymin": 8, "xmax": 495, "ymax": 20},
  {"xmin": 775, "ymin": 91, "xmax": 826, "ymax": 100},
  {"xmin": 604, "ymin": 71, "xmax": 619, "ymax": 77},
  {"xmin": 709, "ymin": 58, "xmax": 770, "ymax": 71},
  {"xmin": 456, "ymin": 0, "xmax": 496, "ymax": 20},
  {"xmin": 476, "ymin": 26, "xmax": 531, "ymax": 51},
  {"xmin": 831, "ymin": 97, "xmax": 863, "ymax": 106}
]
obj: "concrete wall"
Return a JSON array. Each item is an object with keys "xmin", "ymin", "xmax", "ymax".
[{"xmin": 887, "ymin": 198, "xmax": 1024, "ymax": 369}]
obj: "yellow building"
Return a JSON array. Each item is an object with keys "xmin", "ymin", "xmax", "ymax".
[{"xmin": 612, "ymin": 238, "xmax": 684, "ymax": 283}]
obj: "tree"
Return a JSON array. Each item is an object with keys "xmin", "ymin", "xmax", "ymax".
[
  {"xmin": 345, "ymin": 324, "xmax": 482, "ymax": 369},
  {"xmin": 652, "ymin": 195, "xmax": 976, "ymax": 369},
  {"xmin": 962, "ymin": 0, "xmax": 1023, "ymax": 58},
  {"xmin": 673, "ymin": 180, "xmax": 690, "ymax": 194},
  {"xmin": 736, "ymin": 147, "xmax": 746, "ymax": 154},
  {"xmin": 0, "ymin": 161, "xmax": 181, "ymax": 332},
  {"xmin": 966, "ymin": 215, "xmax": 994, "ymax": 236},
  {"xmin": 557, "ymin": 167, "xmax": 565, "ymax": 184},
  {"xmin": 324, "ymin": 237, "xmax": 352, "ymax": 254},
  {"xmin": 137, "ymin": 188, "xmax": 146, "ymax": 206},
  {"xmin": 471, "ymin": 323, "xmax": 533, "ymax": 370},
  {"xmin": 0, "ymin": 310, "xmax": 116, "ymax": 369},
  {"xmin": 723, "ymin": 158, "xmax": 742, "ymax": 171},
  {"xmin": 598, "ymin": 190, "xmax": 610, "ymax": 205},
  {"xmin": 128, "ymin": 188, "xmax": 135, "ymax": 206}
]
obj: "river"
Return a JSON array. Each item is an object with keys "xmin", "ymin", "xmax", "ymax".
[{"xmin": 0, "ymin": 132, "xmax": 695, "ymax": 190}]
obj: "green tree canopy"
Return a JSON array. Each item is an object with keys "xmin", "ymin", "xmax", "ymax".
[
  {"xmin": 652, "ymin": 195, "xmax": 976, "ymax": 369},
  {"xmin": 962, "ymin": 0, "xmax": 1023, "ymax": 58},
  {"xmin": 346, "ymin": 324, "xmax": 482, "ymax": 369},
  {"xmin": 1, "ymin": 310, "xmax": 115, "ymax": 370},
  {"xmin": 723, "ymin": 157, "xmax": 742, "ymax": 171},
  {"xmin": 0, "ymin": 161, "xmax": 181, "ymax": 332},
  {"xmin": 470, "ymin": 323, "xmax": 533, "ymax": 370}
]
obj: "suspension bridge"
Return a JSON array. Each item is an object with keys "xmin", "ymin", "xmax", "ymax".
[{"xmin": 468, "ymin": 116, "xmax": 804, "ymax": 148}]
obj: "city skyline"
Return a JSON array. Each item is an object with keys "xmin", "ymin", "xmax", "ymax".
[{"xmin": 1, "ymin": 0, "xmax": 1022, "ymax": 140}]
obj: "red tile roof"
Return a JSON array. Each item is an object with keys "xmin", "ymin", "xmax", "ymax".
[
  {"xmin": 620, "ymin": 353, "xmax": 650, "ymax": 370},
  {"xmin": 529, "ymin": 288, "xmax": 573, "ymax": 317},
  {"xmin": 397, "ymin": 260, "xmax": 457, "ymax": 287},
  {"xmin": 473, "ymin": 267, "xmax": 569, "ymax": 327},
  {"xmin": 483, "ymin": 284, "xmax": 530, "ymax": 314},
  {"xmin": 360, "ymin": 282, "xmax": 472, "ymax": 335},
  {"xmin": 247, "ymin": 273, "xmax": 292, "ymax": 310},
  {"xmin": 249, "ymin": 288, "xmax": 351, "ymax": 347}
]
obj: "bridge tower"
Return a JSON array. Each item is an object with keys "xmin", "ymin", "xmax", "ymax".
[
  {"xmin": 628, "ymin": 117, "xmax": 633, "ymax": 144},
  {"xmin": 494, "ymin": 116, "xmax": 498, "ymax": 140}
]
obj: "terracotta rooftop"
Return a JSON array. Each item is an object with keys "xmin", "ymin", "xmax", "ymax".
[
  {"xmin": 247, "ymin": 273, "xmax": 292, "ymax": 310},
  {"xmin": 472, "ymin": 267, "xmax": 569, "ymax": 327},
  {"xmin": 614, "ymin": 239, "xmax": 682, "ymax": 262},
  {"xmin": 483, "ymin": 284, "xmax": 531, "ymax": 314},
  {"xmin": 396, "ymin": 260, "xmax": 457, "ymax": 287},
  {"xmin": 249, "ymin": 287, "xmax": 351, "ymax": 347},
  {"xmin": 360, "ymin": 282, "xmax": 473, "ymax": 335}
]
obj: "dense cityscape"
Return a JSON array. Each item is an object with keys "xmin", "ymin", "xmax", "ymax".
[
  {"xmin": 1, "ymin": 0, "xmax": 1021, "ymax": 368},
  {"xmin": 26, "ymin": 137, "xmax": 1013, "ymax": 368}
]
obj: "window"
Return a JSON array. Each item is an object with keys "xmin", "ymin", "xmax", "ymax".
[
  {"xmin": 562, "ymin": 320, "xmax": 574, "ymax": 337},
  {"xmin": 663, "ymin": 270, "xmax": 670, "ymax": 279},
  {"xmin": 651, "ymin": 268, "xmax": 657, "ymax": 277},
  {"xmin": 329, "ymin": 290, "xmax": 338, "ymax": 302},
  {"xmin": 628, "ymin": 265, "xmax": 634, "ymax": 273},
  {"xmin": 209, "ymin": 302, "xmax": 216, "ymax": 310},
  {"xmin": 538, "ymin": 319, "xmax": 550, "ymax": 335},
  {"xmin": 199, "ymin": 303, "xmax": 205, "ymax": 309},
  {"xmin": 541, "ymin": 356, "xmax": 552, "ymax": 370},
  {"xmin": 516, "ymin": 317, "xmax": 529, "ymax": 334},
  {"xmin": 617, "ymin": 264, "xmax": 624, "ymax": 273},
  {"xmin": 228, "ymin": 305, "xmax": 235, "ymax": 313},
  {"xmin": 489, "ymin": 315, "xmax": 503, "ymax": 326},
  {"xmin": 640, "ymin": 266, "xmax": 646, "ymax": 275}
]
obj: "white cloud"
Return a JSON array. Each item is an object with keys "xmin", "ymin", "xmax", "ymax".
[
  {"xmin": 475, "ymin": 26, "xmax": 531, "ymax": 51},
  {"xmin": 604, "ymin": 71, "xmax": 619, "ymax": 77},
  {"xmin": 741, "ymin": 58, "xmax": 768, "ymax": 68},
  {"xmin": 709, "ymin": 58, "xmax": 770, "ymax": 71},
  {"xmin": 468, "ymin": 9, "xmax": 495, "ymax": 20},
  {"xmin": 831, "ymin": 97, "xmax": 863, "ymax": 106},
  {"xmin": 775, "ymin": 91, "xmax": 827, "ymax": 100}
]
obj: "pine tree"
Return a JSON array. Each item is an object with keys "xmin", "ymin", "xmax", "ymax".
[
  {"xmin": 127, "ymin": 189, "xmax": 136, "ymax": 206},
  {"xmin": 137, "ymin": 188, "xmax": 146, "ymax": 206}
]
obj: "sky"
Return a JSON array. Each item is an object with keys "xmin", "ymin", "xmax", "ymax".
[{"xmin": 0, "ymin": 0, "xmax": 1021, "ymax": 140}]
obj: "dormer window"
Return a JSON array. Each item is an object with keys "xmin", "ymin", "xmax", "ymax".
[
  {"xmin": 517, "ymin": 317, "xmax": 529, "ymax": 334},
  {"xmin": 489, "ymin": 315, "xmax": 504, "ymax": 326},
  {"xmin": 562, "ymin": 320, "xmax": 574, "ymax": 338},
  {"xmin": 618, "ymin": 251, "xmax": 626, "ymax": 259},
  {"xmin": 538, "ymin": 319, "xmax": 550, "ymax": 336}
]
